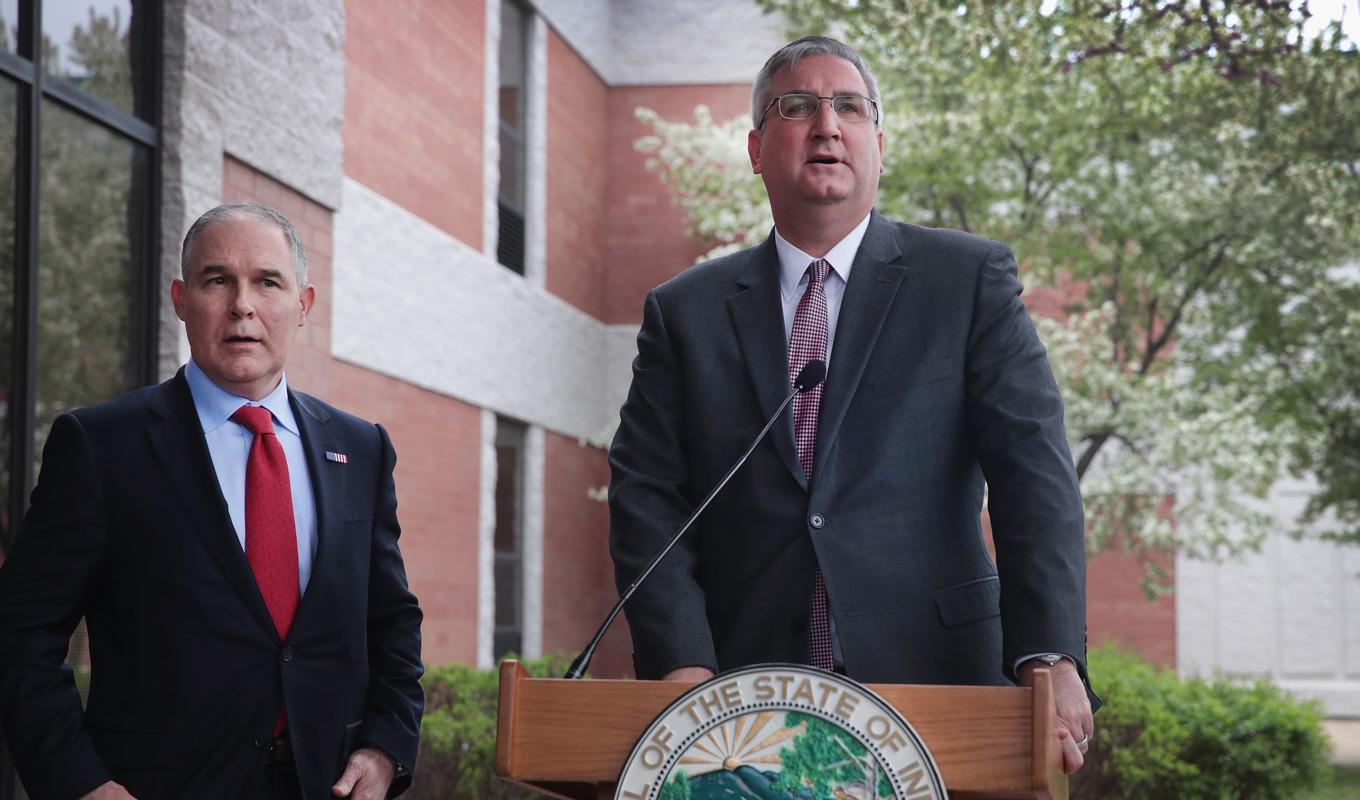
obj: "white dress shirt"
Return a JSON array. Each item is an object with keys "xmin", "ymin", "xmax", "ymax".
[
  {"xmin": 774, "ymin": 212, "xmax": 872, "ymax": 365},
  {"xmin": 184, "ymin": 360, "xmax": 319, "ymax": 593}
]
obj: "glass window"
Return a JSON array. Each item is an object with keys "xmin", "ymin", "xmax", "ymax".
[
  {"xmin": 0, "ymin": 0, "xmax": 17, "ymax": 54},
  {"xmin": 0, "ymin": 79, "xmax": 15, "ymax": 548},
  {"xmin": 493, "ymin": 418, "xmax": 525, "ymax": 659},
  {"xmin": 33, "ymin": 99, "xmax": 146, "ymax": 465},
  {"xmin": 497, "ymin": 0, "xmax": 528, "ymax": 273},
  {"xmin": 43, "ymin": 1, "xmax": 147, "ymax": 118}
]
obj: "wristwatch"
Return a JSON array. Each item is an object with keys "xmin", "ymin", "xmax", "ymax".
[{"xmin": 1030, "ymin": 653, "xmax": 1065, "ymax": 667}]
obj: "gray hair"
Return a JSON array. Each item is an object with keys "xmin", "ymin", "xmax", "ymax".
[
  {"xmin": 751, "ymin": 35, "xmax": 882, "ymax": 130},
  {"xmin": 180, "ymin": 201, "xmax": 309, "ymax": 286}
]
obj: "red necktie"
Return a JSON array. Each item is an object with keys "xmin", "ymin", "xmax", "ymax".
[
  {"xmin": 788, "ymin": 259, "xmax": 834, "ymax": 671},
  {"xmin": 232, "ymin": 406, "xmax": 298, "ymax": 735},
  {"xmin": 231, "ymin": 405, "xmax": 300, "ymax": 640}
]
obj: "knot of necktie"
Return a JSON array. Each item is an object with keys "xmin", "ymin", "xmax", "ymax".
[
  {"xmin": 231, "ymin": 405, "xmax": 276, "ymax": 437},
  {"xmin": 807, "ymin": 258, "xmax": 831, "ymax": 286}
]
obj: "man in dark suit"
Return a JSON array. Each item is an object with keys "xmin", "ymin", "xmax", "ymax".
[
  {"xmin": 0, "ymin": 202, "xmax": 424, "ymax": 799},
  {"xmin": 609, "ymin": 36, "xmax": 1095, "ymax": 772}
]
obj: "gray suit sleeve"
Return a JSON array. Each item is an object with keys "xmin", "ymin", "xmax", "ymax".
[
  {"xmin": 608, "ymin": 290, "xmax": 718, "ymax": 678},
  {"xmin": 963, "ymin": 244, "xmax": 1090, "ymax": 686}
]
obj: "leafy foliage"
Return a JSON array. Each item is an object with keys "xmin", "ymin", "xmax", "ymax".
[
  {"xmin": 1074, "ymin": 647, "xmax": 1331, "ymax": 799},
  {"xmin": 635, "ymin": 1, "xmax": 1360, "ymax": 575},
  {"xmin": 406, "ymin": 654, "xmax": 575, "ymax": 800},
  {"xmin": 772, "ymin": 712, "xmax": 890, "ymax": 799}
]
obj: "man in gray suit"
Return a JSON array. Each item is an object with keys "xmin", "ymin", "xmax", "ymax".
[{"xmin": 608, "ymin": 36, "xmax": 1095, "ymax": 773}]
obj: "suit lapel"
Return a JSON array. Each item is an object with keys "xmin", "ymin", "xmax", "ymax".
[
  {"xmin": 145, "ymin": 371, "xmax": 278, "ymax": 640},
  {"xmin": 727, "ymin": 236, "xmax": 806, "ymax": 490},
  {"xmin": 814, "ymin": 212, "xmax": 908, "ymax": 483},
  {"xmin": 290, "ymin": 390, "xmax": 341, "ymax": 610}
]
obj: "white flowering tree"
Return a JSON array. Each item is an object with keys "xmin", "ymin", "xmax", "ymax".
[{"xmin": 629, "ymin": 1, "xmax": 1360, "ymax": 587}]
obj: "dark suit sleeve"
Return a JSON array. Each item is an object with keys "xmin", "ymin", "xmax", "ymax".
[
  {"xmin": 0, "ymin": 413, "xmax": 114, "ymax": 798},
  {"xmin": 963, "ymin": 245, "xmax": 1091, "ymax": 687},
  {"xmin": 356, "ymin": 424, "xmax": 424, "ymax": 797},
  {"xmin": 608, "ymin": 289, "xmax": 717, "ymax": 678}
]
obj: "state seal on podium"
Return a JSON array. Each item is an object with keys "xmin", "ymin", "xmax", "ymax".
[{"xmin": 616, "ymin": 664, "xmax": 947, "ymax": 800}]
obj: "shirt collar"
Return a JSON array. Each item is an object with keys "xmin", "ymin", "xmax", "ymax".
[
  {"xmin": 774, "ymin": 212, "xmax": 872, "ymax": 301},
  {"xmin": 185, "ymin": 360, "xmax": 299, "ymax": 436}
]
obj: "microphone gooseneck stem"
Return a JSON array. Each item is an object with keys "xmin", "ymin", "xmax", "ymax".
[{"xmin": 564, "ymin": 362, "xmax": 824, "ymax": 679}]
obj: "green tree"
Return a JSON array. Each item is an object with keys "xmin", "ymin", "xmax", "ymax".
[
  {"xmin": 636, "ymin": 1, "xmax": 1360, "ymax": 576},
  {"xmin": 658, "ymin": 769, "xmax": 694, "ymax": 800},
  {"xmin": 772, "ymin": 713, "xmax": 890, "ymax": 799}
]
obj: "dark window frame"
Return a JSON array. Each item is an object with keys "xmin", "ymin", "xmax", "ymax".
[
  {"xmin": 493, "ymin": 417, "xmax": 526, "ymax": 661},
  {"xmin": 496, "ymin": 0, "xmax": 528, "ymax": 275},
  {"xmin": 0, "ymin": 0, "xmax": 160, "ymax": 557}
]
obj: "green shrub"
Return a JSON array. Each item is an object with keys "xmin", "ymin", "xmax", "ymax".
[
  {"xmin": 1073, "ymin": 647, "xmax": 1332, "ymax": 799},
  {"xmin": 407, "ymin": 653, "xmax": 575, "ymax": 800}
]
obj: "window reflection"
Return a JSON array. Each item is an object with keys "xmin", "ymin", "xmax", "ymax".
[
  {"xmin": 43, "ymin": 1, "xmax": 146, "ymax": 118},
  {"xmin": 33, "ymin": 99, "xmax": 144, "ymax": 471},
  {"xmin": 0, "ymin": 0, "xmax": 16, "ymax": 54},
  {"xmin": 0, "ymin": 81, "xmax": 15, "ymax": 546}
]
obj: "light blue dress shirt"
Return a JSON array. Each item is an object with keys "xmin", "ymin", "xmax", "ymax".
[{"xmin": 184, "ymin": 361, "xmax": 319, "ymax": 593}]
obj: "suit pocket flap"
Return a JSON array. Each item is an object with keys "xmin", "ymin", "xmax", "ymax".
[{"xmin": 933, "ymin": 576, "xmax": 1000, "ymax": 627}]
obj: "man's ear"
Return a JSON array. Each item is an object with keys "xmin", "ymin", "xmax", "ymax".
[
  {"xmin": 297, "ymin": 284, "xmax": 317, "ymax": 326},
  {"xmin": 748, "ymin": 128, "xmax": 764, "ymax": 175},
  {"xmin": 170, "ymin": 279, "xmax": 187, "ymax": 322}
]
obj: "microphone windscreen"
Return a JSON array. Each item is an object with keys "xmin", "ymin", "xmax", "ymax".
[{"xmin": 796, "ymin": 360, "xmax": 827, "ymax": 392}]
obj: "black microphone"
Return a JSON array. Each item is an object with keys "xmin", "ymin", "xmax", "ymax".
[{"xmin": 564, "ymin": 360, "xmax": 827, "ymax": 679}]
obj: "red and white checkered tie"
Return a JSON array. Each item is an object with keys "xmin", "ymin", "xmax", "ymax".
[{"xmin": 789, "ymin": 259, "xmax": 834, "ymax": 671}]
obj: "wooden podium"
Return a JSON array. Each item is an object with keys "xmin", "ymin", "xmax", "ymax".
[{"xmin": 495, "ymin": 660, "xmax": 1066, "ymax": 800}]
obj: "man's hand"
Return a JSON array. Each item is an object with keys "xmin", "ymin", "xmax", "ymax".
[
  {"xmin": 1018, "ymin": 658, "xmax": 1093, "ymax": 775},
  {"xmin": 332, "ymin": 746, "xmax": 396, "ymax": 799},
  {"xmin": 662, "ymin": 666, "xmax": 715, "ymax": 682},
  {"xmin": 81, "ymin": 781, "xmax": 137, "ymax": 800}
]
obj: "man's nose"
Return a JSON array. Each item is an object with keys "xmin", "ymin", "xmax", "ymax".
[
  {"xmin": 228, "ymin": 288, "xmax": 256, "ymax": 317},
  {"xmin": 809, "ymin": 99, "xmax": 842, "ymax": 139}
]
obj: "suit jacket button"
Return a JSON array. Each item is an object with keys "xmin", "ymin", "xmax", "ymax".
[
  {"xmin": 282, "ymin": 646, "xmax": 294, "ymax": 662},
  {"xmin": 809, "ymin": 513, "xmax": 825, "ymax": 529},
  {"xmin": 253, "ymin": 735, "xmax": 269, "ymax": 749}
]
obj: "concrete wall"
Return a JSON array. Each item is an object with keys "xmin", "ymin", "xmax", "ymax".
[{"xmin": 1178, "ymin": 480, "xmax": 1360, "ymax": 715}]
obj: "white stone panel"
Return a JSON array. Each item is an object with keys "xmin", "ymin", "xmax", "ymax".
[
  {"xmin": 534, "ymin": 0, "xmax": 787, "ymax": 86},
  {"xmin": 602, "ymin": 323, "xmax": 642, "ymax": 430},
  {"xmin": 1173, "ymin": 554, "xmax": 1219, "ymax": 674},
  {"xmin": 532, "ymin": 0, "xmax": 612, "ymax": 79},
  {"xmin": 1177, "ymin": 475, "xmax": 1360, "ymax": 714},
  {"xmin": 1213, "ymin": 536, "xmax": 1279, "ymax": 675},
  {"xmin": 333, "ymin": 178, "xmax": 614, "ymax": 441},
  {"xmin": 524, "ymin": 13, "xmax": 549, "ymax": 288},
  {"xmin": 477, "ymin": 409, "xmax": 497, "ymax": 669},
  {"xmin": 607, "ymin": 0, "xmax": 788, "ymax": 86},
  {"xmin": 1347, "ymin": 546, "xmax": 1360, "ymax": 680},
  {"xmin": 1279, "ymin": 535, "xmax": 1342, "ymax": 677},
  {"xmin": 181, "ymin": 1, "xmax": 344, "ymax": 208},
  {"xmin": 521, "ymin": 425, "xmax": 546, "ymax": 659}
]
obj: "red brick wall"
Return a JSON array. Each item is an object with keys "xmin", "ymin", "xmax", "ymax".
[
  {"xmin": 540, "ymin": 432, "xmax": 632, "ymax": 677},
  {"xmin": 343, "ymin": 0, "xmax": 484, "ymax": 248},
  {"xmin": 603, "ymin": 84, "xmax": 753, "ymax": 324},
  {"xmin": 546, "ymin": 31, "xmax": 608, "ymax": 320},
  {"xmin": 223, "ymin": 156, "xmax": 482, "ymax": 666},
  {"xmin": 328, "ymin": 361, "xmax": 483, "ymax": 666},
  {"xmin": 1087, "ymin": 549, "xmax": 1177, "ymax": 667}
]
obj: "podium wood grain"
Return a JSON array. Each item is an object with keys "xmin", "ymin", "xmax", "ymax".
[{"xmin": 496, "ymin": 661, "xmax": 1066, "ymax": 800}]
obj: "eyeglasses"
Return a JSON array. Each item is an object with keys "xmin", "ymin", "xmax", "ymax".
[{"xmin": 758, "ymin": 93, "xmax": 879, "ymax": 128}]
